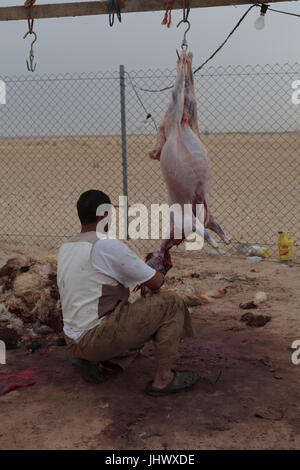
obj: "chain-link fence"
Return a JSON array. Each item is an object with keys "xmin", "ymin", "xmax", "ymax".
[{"xmin": 0, "ymin": 62, "xmax": 299, "ymax": 258}]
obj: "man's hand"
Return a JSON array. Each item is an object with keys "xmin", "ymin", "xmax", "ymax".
[{"xmin": 142, "ymin": 271, "xmax": 164, "ymax": 292}]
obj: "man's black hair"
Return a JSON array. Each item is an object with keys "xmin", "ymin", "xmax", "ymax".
[{"xmin": 77, "ymin": 190, "xmax": 111, "ymax": 225}]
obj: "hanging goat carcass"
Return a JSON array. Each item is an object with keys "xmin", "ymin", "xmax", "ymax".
[{"xmin": 146, "ymin": 50, "xmax": 231, "ymax": 275}]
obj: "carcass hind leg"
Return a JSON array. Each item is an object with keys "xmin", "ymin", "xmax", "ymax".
[
  {"xmin": 192, "ymin": 214, "xmax": 219, "ymax": 250},
  {"xmin": 192, "ymin": 193, "xmax": 219, "ymax": 249},
  {"xmin": 206, "ymin": 212, "xmax": 231, "ymax": 245}
]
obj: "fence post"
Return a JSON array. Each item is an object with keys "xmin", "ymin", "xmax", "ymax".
[{"xmin": 120, "ymin": 64, "xmax": 128, "ymax": 240}]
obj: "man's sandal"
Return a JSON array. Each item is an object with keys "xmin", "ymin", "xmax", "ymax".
[
  {"xmin": 72, "ymin": 357, "xmax": 108, "ymax": 384},
  {"xmin": 146, "ymin": 370, "xmax": 199, "ymax": 396}
]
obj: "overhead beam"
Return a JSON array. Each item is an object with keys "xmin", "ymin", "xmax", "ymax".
[{"xmin": 0, "ymin": 0, "xmax": 297, "ymax": 22}]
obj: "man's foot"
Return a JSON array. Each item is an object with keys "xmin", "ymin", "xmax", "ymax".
[
  {"xmin": 72, "ymin": 357, "xmax": 107, "ymax": 384},
  {"xmin": 152, "ymin": 370, "xmax": 175, "ymax": 390},
  {"xmin": 146, "ymin": 370, "xmax": 199, "ymax": 396}
]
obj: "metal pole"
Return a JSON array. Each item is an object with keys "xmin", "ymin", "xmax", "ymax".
[{"xmin": 120, "ymin": 64, "xmax": 129, "ymax": 240}]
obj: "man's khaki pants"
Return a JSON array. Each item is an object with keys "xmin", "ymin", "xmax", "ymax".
[{"xmin": 65, "ymin": 290, "xmax": 195, "ymax": 370}]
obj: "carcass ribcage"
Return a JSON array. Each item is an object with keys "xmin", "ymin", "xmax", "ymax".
[{"xmin": 160, "ymin": 122, "xmax": 210, "ymax": 208}]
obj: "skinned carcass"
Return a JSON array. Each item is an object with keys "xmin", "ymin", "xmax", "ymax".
[{"xmin": 146, "ymin": 51, "xmax": 230, "ymax": 275}]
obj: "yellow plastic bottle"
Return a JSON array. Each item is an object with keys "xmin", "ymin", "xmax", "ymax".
[{"xmin": 277, "ymin": 231, "xmax": 294, "ymax": 261}]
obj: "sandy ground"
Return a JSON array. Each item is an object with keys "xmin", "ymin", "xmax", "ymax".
[
  {"xmin": 0, "ymin": 241, "xmax": 299, "ymax": 450},
  {"xmin": 0, "ymin": 132, "xmax": 299, "ymax": 258}
]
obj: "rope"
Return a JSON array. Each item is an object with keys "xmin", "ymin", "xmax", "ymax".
[
  {"xmin": 107, "ymin": 0, "xmax": 122, "ymax": 27},
  {"xmin": 194, "ymin": 4, "xmax": 256, "ymax": 74},
  {"xmin": 125, "ymin": 72, "xmax": 158, "ymax": 130},
  {"xmin": 162, "ymin": 1, "xmax": 174, "ymax": 28},
  {"xmin": 24, "ymin": 0, "xmax": 35, "ymax": 34},
  {"xmin": 185, "ymin": 0, "xmax": 190, "ymax": 22}
]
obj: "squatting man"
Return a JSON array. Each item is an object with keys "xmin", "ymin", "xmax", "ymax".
[{"xmin": 57, "ymin": 190, "xmax": 199, "ymax": 395}]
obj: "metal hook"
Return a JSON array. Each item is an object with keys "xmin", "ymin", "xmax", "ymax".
[
  {"xmin": 176, "ymin": 19, "xmax": 191, "ymax": 51},
  {"xmin": 23, "ymin": 3, "xmax": 37, "ymax": 72},
  {"xmin": 23, "ymin": 30, "xmax": 37, "ymax": 72}
]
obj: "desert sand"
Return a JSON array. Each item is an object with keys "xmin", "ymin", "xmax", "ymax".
[{"xmin": 0, "ymin": 132, "xmax": 299, "ymax": 258}]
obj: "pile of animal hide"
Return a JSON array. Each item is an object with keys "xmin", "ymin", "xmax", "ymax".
[{"xmin": 0, "ymin": 254, "xmax": 62, "ymax": 347}]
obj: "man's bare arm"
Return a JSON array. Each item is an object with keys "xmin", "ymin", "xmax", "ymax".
[{"xmin": 142, "ymin": 271, "xmax": 164, "ymax": 291}]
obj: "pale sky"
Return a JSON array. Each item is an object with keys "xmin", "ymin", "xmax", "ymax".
[{"xmin": 0, "ymin": 1, "xmax": 299, "ymax": 75}]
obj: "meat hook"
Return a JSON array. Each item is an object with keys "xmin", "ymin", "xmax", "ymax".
[
  {"xmin": 176, "ymin": 19, "xmax": 191, "ymax": 51},
  {"xmin": 23, "ymin": 30, "xmax": 37, "ymax": 72}
]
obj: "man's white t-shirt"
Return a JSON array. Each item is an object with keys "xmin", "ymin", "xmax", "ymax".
[
  {"xmin": 57, "ymin": 233, "xmax": 155, "ymax": 342},
  {"xmin": 91, "ymin": 237, "xmax": 155, "ymax": 288}
]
